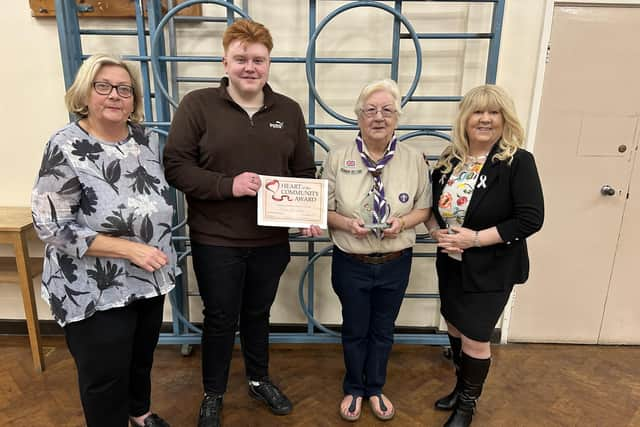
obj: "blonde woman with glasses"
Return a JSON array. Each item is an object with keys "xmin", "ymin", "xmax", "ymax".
[{"xmin": 31, "ymin": 54, "xmax": 177, "ymax": 427}]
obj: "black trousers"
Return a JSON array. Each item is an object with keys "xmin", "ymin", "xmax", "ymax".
[
  {"xmin": 64, "ymin": 295, "xmax": 165, "ymax": 427},
  {"xmin": 191, "ymin": 241, "xmax": 291, "ymax": 394}
]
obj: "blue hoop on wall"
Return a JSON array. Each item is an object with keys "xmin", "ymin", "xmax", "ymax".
[
  {"xmin": 305, "ymin": 1, "xmax": 423, "ymax": 125},
  {"xmin": 298, "ymin": 245, "xmax": 340, "ymax": 337},
  {"xmin": 150, "ymin": 0, "xmax": 250, "ymax": 109}
]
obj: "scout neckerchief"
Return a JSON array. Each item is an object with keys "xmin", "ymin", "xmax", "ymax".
[{"xmin": 355, "ymin": 132, "xmax": 397, "ymax": 239}]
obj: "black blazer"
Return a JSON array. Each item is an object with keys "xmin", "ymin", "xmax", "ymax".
[{"xmin": 431, "ymin": 145, "xmax": 544, "ymax": 292}]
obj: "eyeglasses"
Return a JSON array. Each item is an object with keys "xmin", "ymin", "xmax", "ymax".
[
  {"xmin": 92, "ymin": 81, "xmax": 134, "ymax": 98},
  {"xmin": 360, "ymin": 106, "xmax": 397, "ymax": 118}
]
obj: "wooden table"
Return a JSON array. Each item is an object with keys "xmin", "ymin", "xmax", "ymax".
[{"xmin": 0, "ymin": 207, "xmax": 44, "ymax": 372}]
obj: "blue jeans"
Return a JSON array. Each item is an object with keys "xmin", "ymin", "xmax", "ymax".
[{"xmin": 331, "ymin": 246, "xmax": 412, "ymax": 397}]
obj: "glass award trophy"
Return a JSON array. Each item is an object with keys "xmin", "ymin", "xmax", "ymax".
[{"xmin": 359, "ymin": 192, "xmax": 391, "ymax": 230}]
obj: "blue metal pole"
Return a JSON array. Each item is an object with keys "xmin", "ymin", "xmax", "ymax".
[
  {"xmin": 486, "ymin": 0, "xmax": 505, "ymax": 83},
  {"xmin": 167, "ymin": 0, "xmax": 180, "ymax": 109},
  {"xmin": 146, "ymin": 0, "xmax": 186, "ymax": 340},
  {"xmin": 306, "ymin": 0, "xmax": 318, "ymax": 336},
  {"xmin": 391, "ymin": 0, "xmax": 402, "ymax": 82},
  {"xmin": 227, "ymin": 0, "xmax": 235, "ymax": 25},
  {"xmin": 133, "ymin": 0, "xmax": 154, "ymax": 122},
  {"xmin": 55, "ymin": 0, "xmax": 83, "ymax": 90},
  {"xmin": 147, "ymin": 0, "xmax": 171, "ymax": 124}
]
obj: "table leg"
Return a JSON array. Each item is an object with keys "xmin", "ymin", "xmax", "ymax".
[{"xmin": 13, "ymin": 230, "xmax": 44, "ymax": 372}]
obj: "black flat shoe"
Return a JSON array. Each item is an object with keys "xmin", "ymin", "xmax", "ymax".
[
  {"xmin": 198, "ymin": 394, "xmax": 223, "ymax": 427},
  {"xmin": 248, "ymin": 380, "xmax": 292, "ymax": 415},
  {"xmin": 129, "ymin": 413, "xmax": 170, "ymax": 427}
]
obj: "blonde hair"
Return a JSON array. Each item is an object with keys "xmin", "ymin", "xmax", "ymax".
[
  {"xmin": 354, "ymin": 79, "xmax": 402, "ymax": 117},
  {"xmin": 437, "ymin": 84, "xmax": 524, "ymax": 174},
  {"xmin": 64, "ymin": 53, "xmax": 144, "ymax": 123}
]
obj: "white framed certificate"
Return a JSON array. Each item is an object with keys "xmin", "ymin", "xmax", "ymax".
[{"xmin": 257, "ymin": 175, "xmax": 328, "ymax": 229}]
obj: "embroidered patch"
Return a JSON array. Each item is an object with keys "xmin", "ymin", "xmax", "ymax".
[
  {"xmin": 340, "ymin": 168, "xmax": 363, "ymax": 174},
  {"xmin": 269, "ymin": 120, "xmax": 284, "ymax": 129},
  {"xmin": 398, "ymin": 193, "xmax": 409, "ymax": 203},
  {"xmin": 344, "ymin": 159, "xmax": 357, "ymax": 169}
]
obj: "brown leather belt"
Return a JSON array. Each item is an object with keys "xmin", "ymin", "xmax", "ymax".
[{"xmin": 348, "ymin": 250, "xmax": 404, "ymax": 265}]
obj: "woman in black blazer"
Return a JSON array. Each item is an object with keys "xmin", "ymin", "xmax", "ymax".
[{"xmin": 426, "ymin": 85, "xmax": 544, "ymax": 427}]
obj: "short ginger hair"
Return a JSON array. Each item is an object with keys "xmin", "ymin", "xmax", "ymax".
[{"xmin": 222, "ymin": 19, "xmax": 273, "ymax": 52}]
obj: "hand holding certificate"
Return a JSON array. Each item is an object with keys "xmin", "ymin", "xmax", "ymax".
[{"xmin": 257, "ymin": 175, "xmax": 328, "ymax": 229}]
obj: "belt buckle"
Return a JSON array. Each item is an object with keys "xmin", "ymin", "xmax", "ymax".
[{"xmin": 367, "ymin": 255, "xmax": 385, "ymax": 265}]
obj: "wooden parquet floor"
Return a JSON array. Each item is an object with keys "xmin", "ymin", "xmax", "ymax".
[{"xmin": 1, "ymin": 336, "xmax": 639, "ymax": 426}]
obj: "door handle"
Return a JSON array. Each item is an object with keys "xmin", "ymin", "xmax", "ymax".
[{"xmin": 601, "ymin": 185, "xmax": 616, "ymax": 196}]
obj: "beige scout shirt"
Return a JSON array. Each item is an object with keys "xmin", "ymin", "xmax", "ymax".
[{"xmin": 323, "ymin": 140, "xmax": 431, "ymax": 254}]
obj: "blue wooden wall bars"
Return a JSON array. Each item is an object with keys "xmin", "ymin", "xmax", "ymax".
[{"xmin": 53, "ymin": 0, "xmax": 505, "ymax": 346}]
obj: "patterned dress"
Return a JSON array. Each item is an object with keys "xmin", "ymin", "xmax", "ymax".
[{"xmin": 31, "ymin": 122, "xmax": 177, "ymax": 327}]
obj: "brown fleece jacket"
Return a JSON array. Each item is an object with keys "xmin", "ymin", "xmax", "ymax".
[{"xmin": 163, "ymin": 78, "xmax": 316, "ymax": 247}]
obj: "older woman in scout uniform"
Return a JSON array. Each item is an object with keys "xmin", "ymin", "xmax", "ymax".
[{"xmin": 323, "ymin": 79, "xmax": 431, "ymax": 422}]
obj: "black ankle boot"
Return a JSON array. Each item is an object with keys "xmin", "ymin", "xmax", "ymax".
[
  {"xmin": 435, "ymin": 334, "xmax": 462, "ymax": 411},
  {"xmin": 443, "ymin": 353, "xmax": 490, "ymax": 427}
]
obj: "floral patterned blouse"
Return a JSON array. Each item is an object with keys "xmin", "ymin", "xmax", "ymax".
[
  {"xmin": 437, "ymin": 158, "xmax": 484, "ymax": 260},
  {"xmin": 31, "ymin": 122, "xmax": 177, "ymax": 327}
]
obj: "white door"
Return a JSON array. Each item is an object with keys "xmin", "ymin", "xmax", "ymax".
[{"xmin": 509, "ymin": 5, "xmax": 640, "ymax": 343}]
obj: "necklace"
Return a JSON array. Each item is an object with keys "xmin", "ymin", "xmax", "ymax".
[{"xmin": 467, "ymin": 154, "xmax": 488, "ymax": 164}]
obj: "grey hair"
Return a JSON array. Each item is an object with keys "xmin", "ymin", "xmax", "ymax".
[{"xmin": 354, "ymin": 79, "xmax": 402, "ymax": 117}]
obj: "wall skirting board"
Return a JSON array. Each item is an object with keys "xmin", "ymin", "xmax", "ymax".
[{"xmin": 0, "ymin": 320, "xmax": 502, "ymax": 343}]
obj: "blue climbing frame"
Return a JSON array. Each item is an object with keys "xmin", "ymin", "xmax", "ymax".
[{"xmin": 53, "ymin": 0, "xmax": 505, "ymax": 346}]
